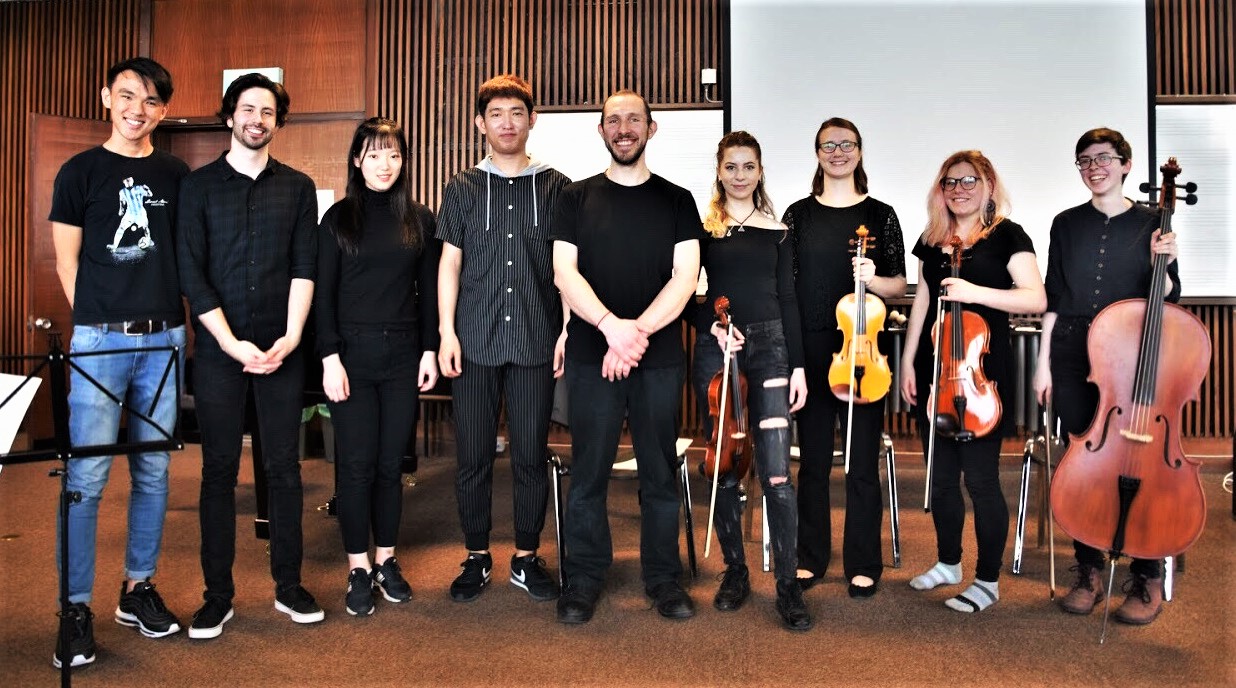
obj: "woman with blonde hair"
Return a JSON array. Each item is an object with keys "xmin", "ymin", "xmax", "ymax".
[{"xmin": 899, "ymin": 150, "xmax": 1045, "ymax": 613}]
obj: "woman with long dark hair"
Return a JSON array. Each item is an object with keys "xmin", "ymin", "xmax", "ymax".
[
  {"xmin": 899, "ymin": 150, "xmax": 1045, "ymax": 613},
  {"xmin": 690, "ymin": 130, "xmax": 811, "ymax": 631},
  {"xmin": 782, "ymin": 118, "xmax": 906, "ymax": 598},
  {"xmin": 315, "ymin": 117, "xmax": 440, "ymax": 616}
]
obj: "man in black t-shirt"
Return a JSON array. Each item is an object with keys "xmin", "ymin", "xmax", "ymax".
[
  {"xmin": 49, "ymin": 57, "xmax": 189, "ymax": 670},
  {"xmin": 550, "ymin": 89, "xmax": 701, "ymax": 625}
]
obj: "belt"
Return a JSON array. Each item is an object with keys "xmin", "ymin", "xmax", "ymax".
[{"xmin": 99, "ymin": 320, "xmax": 175, "ymax": 336}]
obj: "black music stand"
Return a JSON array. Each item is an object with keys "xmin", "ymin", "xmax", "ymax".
[{"xmin": 1, "ymin": 331, "xmax": 182, "ymax": 688}]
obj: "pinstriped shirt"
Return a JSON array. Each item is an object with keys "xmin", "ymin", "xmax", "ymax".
[{"xmin": 436, "ymin": 159, "xmax": 570, "ymax": 366}]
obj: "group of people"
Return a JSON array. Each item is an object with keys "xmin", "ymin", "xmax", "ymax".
[{"xmin": 49, "ymin": 55, "xmax": 1182, "ymax": 670}]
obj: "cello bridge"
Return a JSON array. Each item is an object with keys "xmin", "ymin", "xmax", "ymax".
[{"xmin": 1118, "ymin": 429, "xmax": 1153, "ymax": 444}]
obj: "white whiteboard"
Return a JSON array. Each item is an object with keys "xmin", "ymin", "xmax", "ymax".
[
  {"xmin": 731, "ymin": 0, "xmax": 1149, "ymax": 288},
  {"xmin": 527, "ymin": 109, "xmax": 724, "ymax": 216}
]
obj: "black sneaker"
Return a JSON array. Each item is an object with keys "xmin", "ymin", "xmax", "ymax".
[
  {"xmin": 449, "ymin": 552, "xmax": 492, "ymax": 603},
  {"xmin": 776, "ymin": 579, "xmax": 813, "ymax": 631},
  {"xmin": 647, "ymin": 581, "xmax": 695, "ymax": 619},
  {"xmin": 345, "ymin": 568, "xmax": 375, "ymax": 616},
  {"xmin": 373, "ymin": 557, "xmax": 412, "ymax": 603},
  {"xmin": 275, "ymin": 585, "xmax": 326, "ymax": 624},
  {"xmin": 52, "ymin": 602, "xmax": 96, "ymax": 669},
  {"xmin": 115, "ymin": 580, "xmax": 181, "ymax": 638},
  {"xmin": 713, "ymin": 564, "xmax": 751, "ymax": 611},
  {"xmin": 187, "ymin": 598, "xmax": 234, "ymax": 639},
  {"xmin": 556, "ymin": 584, "xmax": 600, "ymax": 625},
  {"xmin": 510, "ymin": 553, "xmax": 560, "ymax": 601}
]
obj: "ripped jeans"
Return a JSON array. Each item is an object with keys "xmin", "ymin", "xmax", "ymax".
[{"xmin": 693, "ymin": 320, "xmax": 798, "ymax": 583}]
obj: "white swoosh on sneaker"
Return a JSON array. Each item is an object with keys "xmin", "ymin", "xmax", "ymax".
[{"xmin": 512, "ymin": 569, "xmax": 526, "ymax": 584}]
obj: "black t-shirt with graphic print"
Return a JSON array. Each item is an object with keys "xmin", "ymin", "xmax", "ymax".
[{"xmin": 50, "ymin": 146, "xmax": 189, "ymax": 325}]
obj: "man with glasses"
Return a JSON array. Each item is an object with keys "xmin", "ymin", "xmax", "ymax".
[{"xmin": 1033, "ymin": 127, "xmax": 1180, "ymax": 626}]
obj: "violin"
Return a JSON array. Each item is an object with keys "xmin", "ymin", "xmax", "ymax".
[
  {"xmin": 931, "ymin": 235, "xmax": 1002, "ymax": 441},
  {"xmin": 703, "ymin": 296, "xmax": 754, "ymax": 480},
  {"xmin": 829, "ymin": 224, "xmax": 892, "ymax": 404},
  {"xmin": 1050, "ymin": 158, "xmax": 1208, "ymax": 570}
]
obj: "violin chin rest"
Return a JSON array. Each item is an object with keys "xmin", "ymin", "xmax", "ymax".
[{"xmin": 934, "ymin": 413, "xmax": 972, "ymax": 442}]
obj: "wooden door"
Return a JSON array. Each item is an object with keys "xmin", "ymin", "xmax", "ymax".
[{"xmin": 23, "ymin": 114, "xmax": 111, "ymax": 443}]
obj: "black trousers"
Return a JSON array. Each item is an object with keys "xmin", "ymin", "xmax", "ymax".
[
  {"xmin": 1050, "ymin": 317, "xmax": 1161, "ymax": 579},
  {"xmin": 327, "ymin": 327, "xmax": 420, "ymax": 555},
  {"xmin": 452, "ymin": 360, "xmax": 553, "ymax": 552},
  {"xmin": 195, "ymin": 349, "xmax": 305, "ymax": 602},
  {"xmin": 796, "ymin": 329, "xmax": 885, "ymax": 581}
]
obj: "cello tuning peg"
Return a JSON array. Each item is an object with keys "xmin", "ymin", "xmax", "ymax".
[
  {"xmin": 1138, "ymin": 182, "xmax": 1155, "ymax": 193},
  {"xmin": 1183, "ymin": 193, "xmax": 1198, "ymax": 205},
  {"xmin": 1182, "ymin": 181, "xmax": 1198, "ymax": 193}
]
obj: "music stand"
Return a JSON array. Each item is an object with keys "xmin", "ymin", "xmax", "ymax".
[{"xmin": 1, "ymin": 330, "xmax": 182, "ymax": 688}]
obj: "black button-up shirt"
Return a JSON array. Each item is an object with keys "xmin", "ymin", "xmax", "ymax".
[
  {"xmin": 177, "ymin": 153, "xmax": 317, "ymax": 355},
  {"xmin": 1045, "ymin": 201, "xmax": 1181, "ymax": 318}
]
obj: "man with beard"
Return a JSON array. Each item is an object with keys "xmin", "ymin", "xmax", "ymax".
[
  {"xmin": 550, "ymin": 89, "xmax": 701, "ymax": 624},
  {"xmin": 176, "ymin": 73, "xmax": 321, "ymax": 638}
]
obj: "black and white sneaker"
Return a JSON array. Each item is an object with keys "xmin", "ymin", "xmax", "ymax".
[
  {"xmin": 52, "ymin": 602, "xmax": 96, "ymax": 669},
  {"xmin": 115, "ymin": 580, "xmax": 181, "ymax": 638},
  {"xmin": 187, "ymin": 598, "xmax": 234, "ymax": 640},
  {"xmin": 275, "ymin": 585, "xmax": 325, "ymax": 624},
  {"xmin": 510, "ymin": 553, "xmax": 560, "ymax": 601},
  {"xmin": 345, "ymin": 568, "xmax": 375, "ymax": 617},
  {"xmin": 373, "ymin": 557, "xmax": 412, "ymax": 603},
  {"xmin": 449, "ymin": 552, "xmax": 492, "ymax": 602}
]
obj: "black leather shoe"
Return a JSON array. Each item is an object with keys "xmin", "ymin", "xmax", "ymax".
[
  {"xmin": 776, "ymin": 579, "xmax": 813, "ymax": 631},
  {"xmin": 848, "ymin": 579, "xmax": 878, "ymax": 599},
  {"xmin": 648, "ymin": 581, "xmax": 695, "ymax": 619},
  {"xmin": 713, "ymin": 565, "xmax": 750, "ymax": 612},
  {"xmin": 556, "ymin": 585, "xmax": 599, "ymax": 625}
]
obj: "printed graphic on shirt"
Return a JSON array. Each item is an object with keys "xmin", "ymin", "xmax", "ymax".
[{"xmin": 107, "ymin": 176, "xmax": 167, "ymax": 262}]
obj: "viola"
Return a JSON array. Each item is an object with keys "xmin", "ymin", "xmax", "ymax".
[
  {"xmin": 1050, "ymin": 158, "xmax": 1208, "ymax": 566},
  {"xmin": 829, "ymin": 224, "xmax": 892, "ymax": 404},
  {"xmin": 703, "ymin": 296, "xmax": 754, "ymax": 480},
  {"xmin": 931, "ymin": 235, "xmax": 1002, "ymax": 441}
]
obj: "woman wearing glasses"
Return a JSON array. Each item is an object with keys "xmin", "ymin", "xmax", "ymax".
[
  {"xmin": 782, "ymin": 118, "xmax": 906, "ymax": 598},
  {"xmin": 899, "ymin": 150, "xmax": 1045, "ymax": 613},
  {"xmin": 1033, "ymin": 128, "xmax": 1179, "ymax": 625}
]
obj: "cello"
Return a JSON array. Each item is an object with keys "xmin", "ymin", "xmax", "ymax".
[
  {"xmin": 924, "ymin": 235, "xmax": 1003, "ymax": 510},
  {"xmin": 1049, "ymin": 157, "xmax": 1208, "ymax": 642},
  {"xmin": 829, "ymin": 225, "xmax": 892, "ymax": 474},
  {"xmin": 702, "ymin": 296, "xmax": 753, "ymax": 557}
]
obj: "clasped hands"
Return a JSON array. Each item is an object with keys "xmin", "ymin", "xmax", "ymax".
[{"xmin": 600, "ymin": 315, "xmax": 651, "ymax": 381}]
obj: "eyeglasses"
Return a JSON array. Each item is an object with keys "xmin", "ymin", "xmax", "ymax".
[
  {"xmin": 940, "ymin": 176, "xmax": 979, "ymax": 191},
  {"xmin": 818, "ymin": 140, "xmax": 858, "ymax": 154},
  {"xmin": 1075, "ymin": 153, "xmax": 1124, "ymax": 170}
]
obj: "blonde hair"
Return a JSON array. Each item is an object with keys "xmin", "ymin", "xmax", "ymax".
[
  {"xmin": 923, "ymin": 150, "xmax": 1010, "ymax": 247},
  {"xmin": 704, "ymin": 131, "xmax": 775, "ymax": 238}
]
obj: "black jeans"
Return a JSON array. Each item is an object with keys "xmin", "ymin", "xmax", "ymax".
[
  {"xmin": 1050, "ymin": 317, "xmax": 1161, "ymax": 578},
  {"xmin": 452, "ymin": 360, "xmax": 553, "ymax": 552},
  {"xmin": 692, "ymin": 320, "xmax": 799, "ymax": 584},
  {"xmin": 563, "ymin": 362, "xmax": 684, "ymax": 591},
  {"xmin": 327, "ymin": 327, "xmax": 420, "ymax": 555},
  {"xmin": 796, "ymin": 329, "xmax": 885, "ymax": 581},
  {"xmin": 195, "ymin": 349, "xmax": 305, "ymax": 602}
]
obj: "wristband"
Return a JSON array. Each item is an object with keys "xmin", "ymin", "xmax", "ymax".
[{"xmin": 597, "ymin": 311, "xmax": 612, "ymax": 327}]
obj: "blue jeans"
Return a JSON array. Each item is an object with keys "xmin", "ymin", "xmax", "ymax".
[
  {"xmin": 692, "ymin": 320, "xmax": 799, "ymax": 583},
  {"xmin": 563, "ymin": 362, "xmax": 684, "ymax": 591},
  {"xmin": 60, "ymin": 324, "xmax": 185, "ymax": 604}
]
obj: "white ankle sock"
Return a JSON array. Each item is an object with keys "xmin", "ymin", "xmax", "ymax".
[
  {"xmin": 909, "ymin": 562, "xmax": 962, "ymax": 591},
  {"xmin": 945, "ymin": 579, "xmax": 999, "ymax": 613}
]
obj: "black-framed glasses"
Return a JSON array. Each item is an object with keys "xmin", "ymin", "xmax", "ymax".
[
  {"xmin": 818, "ymin": 140, "xmax": 858, "ymax": 154},
  {"xmin": 1075, "ymin": 153, "xmax": 1124, "ymax": 170},
  {"xmin": 940, "ymin": 175, "xmax": 979, "ymax": 191}
]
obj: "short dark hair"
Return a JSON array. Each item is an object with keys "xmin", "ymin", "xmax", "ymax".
[
  {"xmin": 107, "ymin": 57, "xmax": 174, "ymax": 104},
  {"xmin": 217, "ymin": 73, "xmax": 290, "ymax": 127},
  {"xmin": 1075, "ymin": 127, "xmax": 1132, "ymax": 182},
  {"xmin": 476, "ymin": 74, "xmax": 534, "ymax": 116},
  {"xmin": 601, "ymin": 89, "xmax": 652, "ymax": 124}
]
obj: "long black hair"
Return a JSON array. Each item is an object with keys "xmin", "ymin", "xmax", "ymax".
[{"xmin": 330, "ymin": 117, "xmax": 422, "ymax": 254}]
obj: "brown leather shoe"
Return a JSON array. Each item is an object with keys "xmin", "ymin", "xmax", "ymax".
[
  {"xmin": 1059, "ymin": 563, "xmax": 1104, "ymax": 615},
  {"xmin": 1113, "ymin": 574, "xmax": 1163, "ymax": 625}
]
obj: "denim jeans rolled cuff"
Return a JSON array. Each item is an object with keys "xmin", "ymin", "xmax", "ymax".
[{"xmin": 59, "ymin": 324, "xmax": 186, "ymax": 603}]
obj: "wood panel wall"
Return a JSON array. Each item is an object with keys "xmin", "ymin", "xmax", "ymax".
[
  {"xmin": 0, "ymin": 0, "xmax": 142, "ymax": 368},
  {"xmin": 1155, "ymin": 0, "xmax": 1235, "ymax": 99},
  {"xmin": 373, "ymin": 0, "xmax": 723, "ymax": 207}
]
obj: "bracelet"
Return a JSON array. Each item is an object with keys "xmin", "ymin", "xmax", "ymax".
[{"xmin": 597, "ymin": 311, "xmax": 612, "ymax": 327}]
